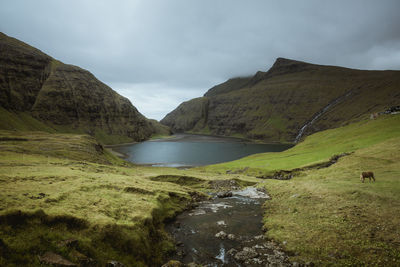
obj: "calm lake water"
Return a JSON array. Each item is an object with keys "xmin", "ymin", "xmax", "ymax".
[{"xmin": 112, "ymin": 134, "xmax": 292, "ymax": 167}]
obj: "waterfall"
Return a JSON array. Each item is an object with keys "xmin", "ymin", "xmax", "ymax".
[{"xmin": 294, "ymin": 90, "xmax": 353, "ymax": 143}]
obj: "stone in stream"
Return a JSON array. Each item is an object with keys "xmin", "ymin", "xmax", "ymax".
[
  {"xmin": 216, "ymin": 220, "xmax": 226, "ymax": 226},
  {"xmin": 234, "ymin": 247, "xmax": 258, "ymax": 261},
  {"xmin": 215, "ymin": 231, "xmax": 227, "ymax": 239},
  {"xmin": 227, "ymin": 248, "xmax": 238, "ymax": 256},
  {"xmin": 227, "ymin": 233, "xmax": 236, "ymax": 240},
  {"xmin": 217, "ymin": 191, "xmax": 233, "ymax": 198}
]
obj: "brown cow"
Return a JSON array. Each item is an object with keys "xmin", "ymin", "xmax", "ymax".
[{"xmin": 360, "ymin": 171, "xmax": 375, "ymax": 183}]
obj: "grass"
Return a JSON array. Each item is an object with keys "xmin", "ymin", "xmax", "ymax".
[
  {"xmin": 0, "ymin": 107, "xmax": 55, "ymax": 133},
  {"xmin": 0, "ymin": 114, "xmax": 399, "ymax": 265},
  {"xmin": 259, "ymin": 136, "xmax": 400, "ymax": 265},
  {"xmin": 199, "ymin": 114, "xmax": 400, "ymax": 265},
  {"xmin": 0, "ymin": 130, "xmax": 254, "ymax": 266},
  {"xmin": 204, "ymin": 114, "xmax": 400, "ymax": 176}
]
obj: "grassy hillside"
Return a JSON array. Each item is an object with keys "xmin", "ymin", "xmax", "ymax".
[
  {"xmin": 0, "ymin": 130, "xmax": 255, "ymax": 266},
  {"xmin": 162, "ymin": 58, "xmax": 400, "ymax": 143},
  {"xmin": 205, "ymin": 114, "xmax": 400, "ymax": 175},
  {"xmin": 203, "ymin": 114, "xmax": 400, "ymax": 265},
  {"xmin": 0, "ymin": 32, "xmax": 169, "ymax": 144},
  {"xmin": 1, "ymin": 115, "xmax": 399, "ymax": 265}
]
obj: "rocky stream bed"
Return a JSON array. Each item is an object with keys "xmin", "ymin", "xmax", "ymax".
[{"xmin": 164, "ymin": 187, "xmax": 299, "ymax": 267}]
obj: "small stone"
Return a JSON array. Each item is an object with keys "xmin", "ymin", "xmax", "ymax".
[
  {"xmin": 215, "ymin": 231, "xmax": 227, "ymax": 239},
  {"xmin": 217, "ymin": 220, "xmax": 226, "ymax": 226},
  {"xmin": 234, "ymin": 247, "xmax": 258, "ymax": 261},
  {"xmin": 227, "ymin": 234, "xmax": 235, "ymax": 240},
  {"xmin": 254, "ymin": 235, "xmax": 265, "ymax": 240},
  {"xmin": 217, "ymin": 191, "xmax": 232, "ymax": 198},
  {"xmin": 227, "ymin": 248, "xmax": 237, "ymax": 256}
]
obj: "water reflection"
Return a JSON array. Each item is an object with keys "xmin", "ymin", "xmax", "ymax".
[{"xmin": 112, "ymin": 134, "xmax": 292, "ymax": 167}]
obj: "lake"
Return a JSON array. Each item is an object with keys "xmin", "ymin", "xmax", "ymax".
[{"xmin": 111, "ymin": 134, "xmax": 292, "ymax": 167}]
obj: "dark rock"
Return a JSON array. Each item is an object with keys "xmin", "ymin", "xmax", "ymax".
[
  {"xmin": 188, "ymin": 191, "xmax": 209, "ymax": 202},
  {"xmin": 217, "ymin": 191, "xmax": 232, "ymax": 198},
  {"xmin": 38, "ymin": 251, "xmax": 77, "ymax": 266},
  {"xmin": 234, "ymin": 247, "xmax": 258, "ymax": 261},
  {"xmin": 227, "ymin": 248, "xmax": 237, "ymax": 256}
]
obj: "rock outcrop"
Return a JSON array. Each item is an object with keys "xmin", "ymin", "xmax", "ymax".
[
  {"xmin": 161, "ymin": 57, "xmax": 400, "ymax": 142},
  {"xmin": 0, "ymin": 32, "xmax": 168, "ymax": 144}
]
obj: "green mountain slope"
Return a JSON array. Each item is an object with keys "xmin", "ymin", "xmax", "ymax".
[
  {"xmin": 0, "ymin": 32, "xmax": 168, "ymax": 144},
  {"xmin": 161, "ymin": 58, "xmax": 400, "ymax": 142}
]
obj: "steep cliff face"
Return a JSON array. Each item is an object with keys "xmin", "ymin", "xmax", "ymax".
[
  {"xmin": 161, "ymin": 97, "xmax": 209, "ymax": 133},
  {"xmin": 0, "ymin": 32, "xmax": 166, "ymax": 144},
  {"xmin": 161, "ymin": 58, "xmax": 400, "ymax": 142}
]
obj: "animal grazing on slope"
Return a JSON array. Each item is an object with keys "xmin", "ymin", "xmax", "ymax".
[{"xmin": 360, "ymin": 171, "xmax": 375, "ymax": 183}]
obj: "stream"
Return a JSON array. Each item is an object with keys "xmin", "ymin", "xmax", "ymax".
[{"xmin": 166, "ymin": 187, "xmax": 292, "ymax": 266}]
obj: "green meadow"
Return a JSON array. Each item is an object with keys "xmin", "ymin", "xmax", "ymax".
[
  {"xmin": 205, "ymin": 114, "xmax": 400, "ymax": 265},
  {"xmin": 0, "ymin": 114, "xmax": 399, "ymax": 266}
]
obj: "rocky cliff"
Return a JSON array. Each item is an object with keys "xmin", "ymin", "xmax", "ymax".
[
  {"xmin": 0, "ymin": 32, "xmax": 168, "ymax": 144},
  {"xmin": 161, "ymin": 58, "xmax": 400, "ymax": 142}
]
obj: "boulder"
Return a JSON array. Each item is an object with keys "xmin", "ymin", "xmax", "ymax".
[
  {"xmin": 38, "ymin": 251, "xmax": 77, "ymax": 266},
  {"xmin": 215, "ymin": 231, "xmax": 227, "ymax": 239}
]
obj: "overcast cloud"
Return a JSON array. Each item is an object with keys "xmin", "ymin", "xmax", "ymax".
[{"xmin": 1, "ymin": 0, "xmax": 399, "ymax": 120}]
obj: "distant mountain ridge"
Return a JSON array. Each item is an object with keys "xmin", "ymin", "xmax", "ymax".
[
  {"xmin": 161, "ymin": 58, "xmax": 400, "ymax": 142},
  {"xmin": 0, "ymin": 32, "xmax": 169, "ymax": 144}
]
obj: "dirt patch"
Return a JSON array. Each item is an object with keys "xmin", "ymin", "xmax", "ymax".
[
  {"xmin": 258, "ymin": 152, "xmax": 352, "ymax": 180},
  {"xmin": 150, "ymin": 175, "xmax": 205, "ymax": 186},
  {"xmin": 123, "ymin": 186, "xmax": 154, "ymax": 195}
]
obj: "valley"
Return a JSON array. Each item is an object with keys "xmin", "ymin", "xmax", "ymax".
[{"xmin": 0, "ymin": 32, "xmax": 399, "ymax": 266}]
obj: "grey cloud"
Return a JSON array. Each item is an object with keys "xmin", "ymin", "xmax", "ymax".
[{"xmin": 1, "ymin": 0, "xmax": 399, "ymax": 119}]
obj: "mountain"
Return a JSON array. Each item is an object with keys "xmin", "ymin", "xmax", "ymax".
[
  {"xmin": 0, "ymin": 32, "xmax": 168, "ymax": 144},
  {"xmin": 161, "ymin": 58, "xmax": 400, "ymax": 142}
]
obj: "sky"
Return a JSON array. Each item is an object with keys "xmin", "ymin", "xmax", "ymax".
[{"xmin": 1, "ymin": 0, "xmax": 400, "ymax": 120}]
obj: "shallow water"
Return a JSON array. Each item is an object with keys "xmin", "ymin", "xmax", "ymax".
[
  {"xmin": 166, "ymin": 187, "xmax": 270, "ymax": 266},
  {"xmin": 112, "ymin": 134, "xmax": 292, "ymax": 167}
]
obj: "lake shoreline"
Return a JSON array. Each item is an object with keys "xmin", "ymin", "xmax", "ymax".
[{"xmin": 109, "ymin": 133, "xmax": 293, "ymax": 167}]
